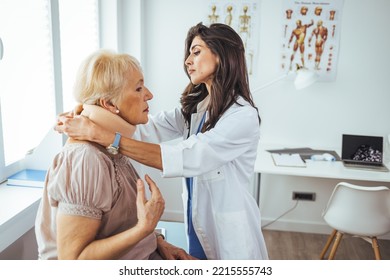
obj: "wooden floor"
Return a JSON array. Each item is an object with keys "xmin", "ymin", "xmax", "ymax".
[{"xmin": 263, "ymin": 230, "xmax": 390, "ymax": 260}]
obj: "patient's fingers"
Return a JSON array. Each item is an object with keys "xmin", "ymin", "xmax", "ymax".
[
  {"xmin": 136, "ymin": 179, "xmax": 147, "ymax": 206},
  {"xmin": 145, "ymin": 174, "xmax": 161, "ymax": 197}
]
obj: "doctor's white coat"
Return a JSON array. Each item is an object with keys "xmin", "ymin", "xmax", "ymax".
[{"xmin": 135, "ymin": 96, "xmax": 269, "ymax": 260}]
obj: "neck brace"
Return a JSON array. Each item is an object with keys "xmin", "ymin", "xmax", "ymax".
[{"xmin": 81, "ymin": 104, "xmax": 136, "ymax": 138}]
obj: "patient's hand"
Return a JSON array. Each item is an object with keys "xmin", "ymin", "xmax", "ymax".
[
  {"xmin": 136, "ymin": 175, "xmax": 165, "ymax": 235},
  {"xmin": 156, "ymin": 238, "xmax": 198, "ymax": 260}
]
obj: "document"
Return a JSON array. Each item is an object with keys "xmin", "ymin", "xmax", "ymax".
[
  {"xmin": 271, "ymin": 153, "xmax": 306, "ymax": 167},
  {"xmin": 7, "ymin": 169, "xmax": 47, "ymax": 188}
]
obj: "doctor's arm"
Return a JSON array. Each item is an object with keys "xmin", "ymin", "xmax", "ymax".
[
  {"xmin": 161, "ymin": 107, "xmax": 260, "ymax": 178},
  {"xmin": 56, "ymin": 114, "xmax": 163, "ymax": 170}
]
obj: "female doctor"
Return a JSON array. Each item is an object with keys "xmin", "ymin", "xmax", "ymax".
[{"xmin": 56, "ymin": 23, "xmax": 269, "ymax": 260}]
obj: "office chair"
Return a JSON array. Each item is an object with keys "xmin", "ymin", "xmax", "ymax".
[{"xmin": 320, "ymin": 182, "xmax": 390, "ymax": 260}]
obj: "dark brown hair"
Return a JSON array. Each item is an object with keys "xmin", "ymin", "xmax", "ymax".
[{"xmin": 180, "ymin": 22, "xmax": 260, "ymax": 132}]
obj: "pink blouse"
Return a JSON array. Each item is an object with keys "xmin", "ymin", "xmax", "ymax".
[{"xmin": 35, "ymin": 142, "xmax": 157, "ymax": 259}]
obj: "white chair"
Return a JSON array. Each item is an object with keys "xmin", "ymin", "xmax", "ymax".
[{"xmin": 320, "ymin": 182, "xmax": 390, "ymax": 260}]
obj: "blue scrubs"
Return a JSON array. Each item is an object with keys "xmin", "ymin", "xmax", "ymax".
[{"xmin": 186, "ymin": 112, "xmax": 207, "ymax": 259}]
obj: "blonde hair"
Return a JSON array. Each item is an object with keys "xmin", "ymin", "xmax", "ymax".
[{"xmin": 73, "ymin": 49, "xmax": 142, "ymax": 105}]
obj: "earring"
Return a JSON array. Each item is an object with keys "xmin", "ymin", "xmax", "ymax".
[{"xmin": 115, "ymin": 108, "xmax": 120, "ymax": 114}]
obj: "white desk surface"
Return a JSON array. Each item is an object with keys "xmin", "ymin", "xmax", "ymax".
[
  {"xmin": 255, "ymin": 144, "xmax": 390, "ymax": 183},
  {"xmin": 0, "ymin": 183, "xmax": 43, "ymax": 252}
]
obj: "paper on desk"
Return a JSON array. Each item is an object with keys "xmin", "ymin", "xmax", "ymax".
[{"xmin": 271, "ymin": 153, "xmax": 306, "ymax": 167}]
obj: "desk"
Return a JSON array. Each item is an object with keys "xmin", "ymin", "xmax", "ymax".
[
  {"xmin": 254, "ymin": 144, "xmax": 390, "ymax": 203},
  {"xmin": 0, "ymin": 183, "xmax": 43, "ymax": 252}
]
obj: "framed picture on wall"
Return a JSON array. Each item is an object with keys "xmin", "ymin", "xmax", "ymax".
[
  {"xmin": 280, "ymin": 0, "xmax": 345, "ymax": 81},
  {"xmin": 204, "ymin": 0, "xmax": 261, "ymax": 76}
]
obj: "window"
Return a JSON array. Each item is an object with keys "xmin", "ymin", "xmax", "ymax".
[
  {"xmin": 58, "ymin": 0, "xmax": 99, "ymax": 111},
  {"xmin": 0, "ymin": 0, "xmax": 99, "ymax": 181}
]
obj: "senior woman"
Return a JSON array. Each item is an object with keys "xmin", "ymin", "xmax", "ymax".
[{"xmin": 35, "ymin": 50, "xmax": 193, "ymax": 260}]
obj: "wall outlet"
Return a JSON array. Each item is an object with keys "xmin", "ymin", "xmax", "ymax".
[{"xmin": 292, "ymin": 192, "xmax": 316, "ymax": 201}]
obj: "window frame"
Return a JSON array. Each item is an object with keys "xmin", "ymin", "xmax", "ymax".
[{"xmin": 0, "ymin": 0, "xmax": 101, "ymax": 182}]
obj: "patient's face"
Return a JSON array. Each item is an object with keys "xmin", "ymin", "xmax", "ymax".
[{"xmin": 118, "ymin": 69, "xmax": 153, "ymax": 125}]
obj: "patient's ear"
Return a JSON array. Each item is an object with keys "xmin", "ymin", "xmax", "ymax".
[
  {"xmin": 99, "ymin": 99, "xmax": 118, "ymax": 114},
  {"xmin": 82, "ymin": 104, "xmax": 136, "ymax": 138}
]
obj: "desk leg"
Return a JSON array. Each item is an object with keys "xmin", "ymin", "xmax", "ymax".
[{"xmin": 253, "ymin": 173, "xmax": 261, "ymax": 206}]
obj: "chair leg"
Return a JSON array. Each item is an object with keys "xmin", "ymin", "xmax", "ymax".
[
  {"xmin": 320, "ymin": 229, "xmax": 337, "ymax": 259},
  {"xmin": 328, "ymin": 231, "xmax": 343, "ymax": 260},
  {"xmin": 371, "ymin": 237, "xmax": 382, "ymax": 260}
]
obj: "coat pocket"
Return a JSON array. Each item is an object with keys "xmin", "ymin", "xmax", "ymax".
[{"xmin": 198, "ymin": 168, "xmax": 224, "ymax": 182}]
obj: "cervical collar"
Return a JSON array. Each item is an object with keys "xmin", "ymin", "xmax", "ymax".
[{"xmin": 81, "ymin": 104, "xmax": 136, "ymax": 138}]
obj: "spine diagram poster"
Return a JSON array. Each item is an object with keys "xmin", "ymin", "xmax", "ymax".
[
  {"xmin": 281, "ymin": 0, "xmax": 344, "ymax": 81},
  {"xmin": 205, "ymin": 0, "xmax": 261, "ymax": 76}
]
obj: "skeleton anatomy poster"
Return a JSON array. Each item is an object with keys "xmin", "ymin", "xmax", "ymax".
[
  {"xmin": 205, "ymin": 0, "xmax": 261, "ymax": 76},
  {"xmin": 281, "ymin": 0, "xmax": 344, "ymax": 81}
]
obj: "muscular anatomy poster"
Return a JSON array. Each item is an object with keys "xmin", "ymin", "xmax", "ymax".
[
  {"xmin": 204, "ymin": 0, "xmax": 261, "ymax": 76},
  {"xmin": 281, "ymin": 0, "xmax": 344, "ymax": 81}
]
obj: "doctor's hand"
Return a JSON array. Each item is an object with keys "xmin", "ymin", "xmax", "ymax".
[
  {"xmin": 54, "ymin": 113, "xmax": 96, "ymax": 142},
  {"xmin": 54, "ymin": 104, "xmax": 88, "ymax": 138},
  {"xmin": 156, "ymin": 238, "xmax": 198, "ymax": 260},
  {"xmin": 55, "ymin": 104, "xmax": 83, "ymax": 124}
]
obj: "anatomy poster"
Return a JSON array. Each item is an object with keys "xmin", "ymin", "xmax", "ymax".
[
  {"xmin": 281, "ymin": 0, "xmax": 344, "ymax": 81},
  {"xmin": 205, "ymin": 0, "xmax": 261, "ymax": 76}
]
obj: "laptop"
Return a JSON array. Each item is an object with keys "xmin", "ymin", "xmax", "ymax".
[{"xmin": 341, "ymin": 134, "xmax": 389, "ymax": 172}]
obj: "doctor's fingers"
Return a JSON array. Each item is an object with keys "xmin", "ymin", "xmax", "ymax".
[
  {"xmin": 56, "ymin": 110, "xmax": 74, "ymax": 124},
  {"xmin": 57, "ymin": 115, "xmax": 90, "ymax": 138},
  {"xmin": 53, "ymin": 116, "xmax": 71, "ymax": 134},
  {"xmin": 54, "ymin": 112, "xmax": 74, "ymax": 134}
]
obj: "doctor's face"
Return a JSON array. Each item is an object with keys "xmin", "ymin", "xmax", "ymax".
[
  {"xmin": 116, "ymin": 69, "xmax": 153, "ymax": 125},
  {"xmin": 185, "ymin": 36, "xmax": 219, "ymax": 91}
]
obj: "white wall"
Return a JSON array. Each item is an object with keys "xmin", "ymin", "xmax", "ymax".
[
  {"xmin": 256, "ymin": 0, "xmax": 390, "ymax": 147},
  {"xmin": 137, "ymin": 0, "xmax": 389, "ymax": 147},
  {"xmin": 254, "ymin": 0, "xmax": 390, "ymax": 236}
]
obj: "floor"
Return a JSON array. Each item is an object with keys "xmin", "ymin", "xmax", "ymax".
[
  {"xmin": 157, "ymin": 221, "xmax": 390, "ymax": 260},
  {"xmin": 263, "ymin": 229, "xmax": 390, "ymax": 260}
]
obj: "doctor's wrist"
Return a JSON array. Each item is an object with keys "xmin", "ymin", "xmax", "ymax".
[{"xmin": 92, "ymin": 124, "xmax": 113, "ymax": 147}]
